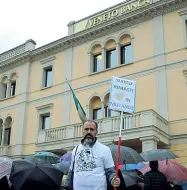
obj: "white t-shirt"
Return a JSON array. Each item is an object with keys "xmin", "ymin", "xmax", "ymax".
[{"xmin": 70, "ymin": 141, "xmax": 114, "ymax": 190}]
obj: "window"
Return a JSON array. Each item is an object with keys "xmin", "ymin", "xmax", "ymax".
[
  {"xmin": 121, "ymin": 44, "xmax": 132, "ymax": 64},
  {"xmin": 179, "ymin": 9, "xmax": 187, "ymax": 48},
  {"xmin": 106, "ymin": 49, "xmax": 116, "ymax": 69},
  {"xmin": 42, "ymin": 114, "xmax": 50, "ymax": 130},
  {"xmin": 105, "ymin": 106, "xmax": 118, "ymax": 117},
  {"xmin": 10, "ymin": 81, "xmax": 16, "ymax": 97},
  {"xmin": 44, "ymin": 66, "xmax": 52, "ymax": 88},
  {"xmin": 93, "ymin": 54, "xmax": 102, "ymax": 72},
  {"xmin": 40, "ymin": 56, "xmax": 55, "ymax": 89},
  {"xmin": 0, "ymin": 73, "xmax": 18, "ymax": 99},
  {"xmin": 93, "ymin": 108, "xmax": 102, "ymax": 120},
  {"xmin": 36, "ymin": 103, "xmax": 53, "ymax": 131}
]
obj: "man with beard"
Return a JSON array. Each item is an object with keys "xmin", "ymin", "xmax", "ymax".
[{"xmin": 64, "ymin": 119, "xmax": 120, "ymax": 190}]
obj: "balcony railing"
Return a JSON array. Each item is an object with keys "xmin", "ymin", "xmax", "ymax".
[
  {"xmin": 0, "ymin": 39, "xmax": 36, "ymax": 63},
  {"xmin": 37, "ymin": 109, "xmax": 169, "ymax": 144}
]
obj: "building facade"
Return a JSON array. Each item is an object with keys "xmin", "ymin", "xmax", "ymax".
[{"xmin": 0, "ymin": 0, "xmax": 187, "ymax": 166}]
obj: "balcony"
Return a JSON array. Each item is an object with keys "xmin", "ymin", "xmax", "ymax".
[{"xmin": 36, "ymin": 109, "xmax": 169, "ymax": 152}]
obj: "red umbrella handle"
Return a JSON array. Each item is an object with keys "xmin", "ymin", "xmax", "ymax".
[{"xmin": 114, "ymin": 137, "xmax": 121, "ymax": 190}]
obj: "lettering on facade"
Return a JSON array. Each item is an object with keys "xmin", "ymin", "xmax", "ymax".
[{"xmin": 89, "ymin": 0, "xmax": 150, "ymax": 27}]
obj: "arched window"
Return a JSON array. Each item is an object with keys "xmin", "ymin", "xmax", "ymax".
[
  {"xmin": 104, "ymin": 93, "xmax": 119, "ymax": 117},
  {"xmin": 89, "ymin": 43, "xmax": 103, "ymax": 73},
  {"xmin": 0, "ymin": 72, "xmax": 17, "ymax": 99},
  {"xmin": 89, "ymin": 96, "xmax": 102, "ymax": 120},
  {"xmin": 4, "ymin": 116, "xmax": 12, "ymax": 145},
  {"xmin": 104, "ymin": 39, "xmax": 117, "ymax": 69},
  {"xmin": 119, "ymin": 34, "xmax": 133, "ymax": 65},
  {"xmin": 0, "ymin": 76, "xmax": 8, "ymax": 99},
  {"xmin": 10, "ymin": 72, "xmax": 17, "ymax": 97}
]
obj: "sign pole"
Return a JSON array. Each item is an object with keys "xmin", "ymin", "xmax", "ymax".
[{"xmin": 114, "ymin": 111, "xmax": 123, "ymax": 190}]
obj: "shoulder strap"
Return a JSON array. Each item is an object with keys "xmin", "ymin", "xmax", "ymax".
[{"xmin": 72, "ymin": 145, "xmax": 79, "ymax": 172}]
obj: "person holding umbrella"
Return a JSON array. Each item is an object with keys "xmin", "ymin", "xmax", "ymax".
[
  {"xmin": 64, "ymin": 119, "xmax": 120, "ymax": 190},
  {"xmin": 144, "ymin": 160, "xmax": 168, "ymax": 190}
]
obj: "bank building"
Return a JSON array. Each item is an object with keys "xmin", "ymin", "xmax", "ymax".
[{"xmin": 0, "ymin": 0, "xmax": 187, "ymax": 167}]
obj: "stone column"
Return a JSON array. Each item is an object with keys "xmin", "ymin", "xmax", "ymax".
[
  {"xmin": 116, "ymin": 42, "xmax": 121, "ymax": 66},
  {"xmin": 6, "ymin": 79, "xmax": 11, "ymax": 98},
  {"xmin": 1, "ymin": 124, "xmax": 5, "ymax": 146},
  {"xmin": 153, "ymin": 15, "xmax": 168, "ymax": 120},
  {"xmin": 62, "ymin": 47, "xmax": 73, "ymax": 126},
  {"xmin": 101, "ymin": 48, "xmax": 106, "ymax": 70},
  {"xmin": 86, "ymin": 105, "xmax": 89, "ymax": 119},
  {"xmin": 101, "ymin": 101, "xmax": 105, "ymax": 118},
  {"xmin": 88, "ymin": 53, "xmax": 93, "ymax": 74},
  {"xmin": 140, "ymin": 136, "xmax": 159, "ymax": 152}
]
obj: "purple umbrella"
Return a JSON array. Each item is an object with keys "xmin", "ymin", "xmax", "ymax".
[{"xmin": 60, "ymin": 153, "xmax": 72, "ymax": 162}]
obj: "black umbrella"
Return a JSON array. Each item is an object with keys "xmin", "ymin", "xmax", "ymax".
[
  {"xmin": 109, "ymin": 144, "xmax": 144, "ymax": 164},
  {"xmin": 10, "ymin": 158, "xmax": 63, "ymax": 190}
]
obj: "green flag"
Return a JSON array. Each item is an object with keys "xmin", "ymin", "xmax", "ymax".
[{"xmin": 66, "ymin": 79, "xmax": 87, "ymax": 123}]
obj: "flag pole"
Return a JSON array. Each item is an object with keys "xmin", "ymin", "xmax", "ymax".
[{"xmin": 114, "ymin": 111, "xmax": 123, "ymax": 190}]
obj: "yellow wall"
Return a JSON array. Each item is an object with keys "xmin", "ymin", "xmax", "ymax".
[
  {"xmin": 0, "ymin": 108, "xmax": 19, "ymax": 145},
  {"xmin": 25, "ymin": 98, "xmax": 63, "ymax": 144},
  {"xmin": 72, "ymin": 43, "xmax": 90, "ymax": 79},
  {"xmin": 170, "ymin": 144, "xmax": 187, "ymax": 168},
  {"xmin": 28, "ymin": 51, "xmax": 67, "ymax": 93},
  {"xmin": 131, "ymin": 20, "xmax": 154, "ymax": 61},
  {"xmin": 167, "ymin": 66, "xmax": 187, "ymax": 121},
  {"xmin": 72, "ymin": 20, "xmax": 154, "ymax": 82},
  {"xmin": 170, "ymin": 121, "xmax": 187, "ymax": 135},
  {"xmin": 72, "ymin": 59, "xmax": 154, "ymax": 89},
  {"xmin": 135, "ymin": 74, "xmax": 156, "ymax": 112},
  {"xmin": 166, "ymin": 49, "xmax": 187, "ymax": 64},
  {"xmin": 70, "ymin": 73, "xmax": 156, "ymax": 124},
  {"xmin": 164, "ymin": 11, "xmax": 184, "ymax": 53}
]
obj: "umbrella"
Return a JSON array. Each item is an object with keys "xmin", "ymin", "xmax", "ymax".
[
  {"xmin": 55, "ymin": 161, "xmax": 71, "ymax": 175},
  {"xmin": 120, "ymin": 162, "xmax": 145, "ymax": 171},
  {"xmin": 59, "ymin": 153, "xmax": 72, "ymax": 162},
  {"xmin": 10, "ymin": 157, "xmax": 63, "ymax": 190},
  {"xmin": 24, "ymin": 155, "xmax": 43, "ymax": 162},
  {"xmin": 121, "ymin": 171, "xmax": 139, "ymax": 187},
  {"xmin": 0, "ymin": 156, "xmax": 13, "ymax": 180},
  {"xmin": 109, "ymin": 144, "xmax": 144, "ymax": 164},
  {"xmin": 35, "ymin": 152, "xmax": 60, "ymax": 164},
  {"xmin": 140, "ymin": 160, "xmax": 187, "ymax": 181},
  {"xmin": 140, "ymin": 149, "xmax": 179, "ymax": 161},
  {"xmin": 181, "ymin": 181, "xmax": 187, "ymax": 190}
]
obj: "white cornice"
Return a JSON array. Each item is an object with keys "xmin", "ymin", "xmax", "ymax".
[
  {"xmin": 178, "ymin": 7, "xmax": 187, "ymax": 15},
  {"xmin": 36, "ymin": 103, "xmax": 54, "ymax": 110},
  {"xmin": 170, "ymin": 133, "xmax": 187, "ymax": 145},
  {"xmin": 0, "ymin": 0, "xmax": 186, "ymax": 71},
  {"xmin": 0, "ymin": 51, "xmax": 31, "ymax": 71},
  {"xmin": 40, "ymin": 56, "xmax": 56, "ymax": 65}
]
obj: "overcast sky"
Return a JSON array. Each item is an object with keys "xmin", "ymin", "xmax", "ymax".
[{"xmin": 0, "ymin": 0, "xmax": 123, "ymax": 54}]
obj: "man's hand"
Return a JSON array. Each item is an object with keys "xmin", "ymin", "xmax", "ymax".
[{"xmin": 111, "ymin": 176, "xmax": 120, "ymax": 187}]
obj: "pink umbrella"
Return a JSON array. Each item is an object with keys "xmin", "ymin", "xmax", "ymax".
[
  {"xmin": 140, "ymin": 160, "xmax": 187, "ymax": 181},
  {"xmin": 0, "ymin": 156, "xmax": 13, "ymax": 179}
]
